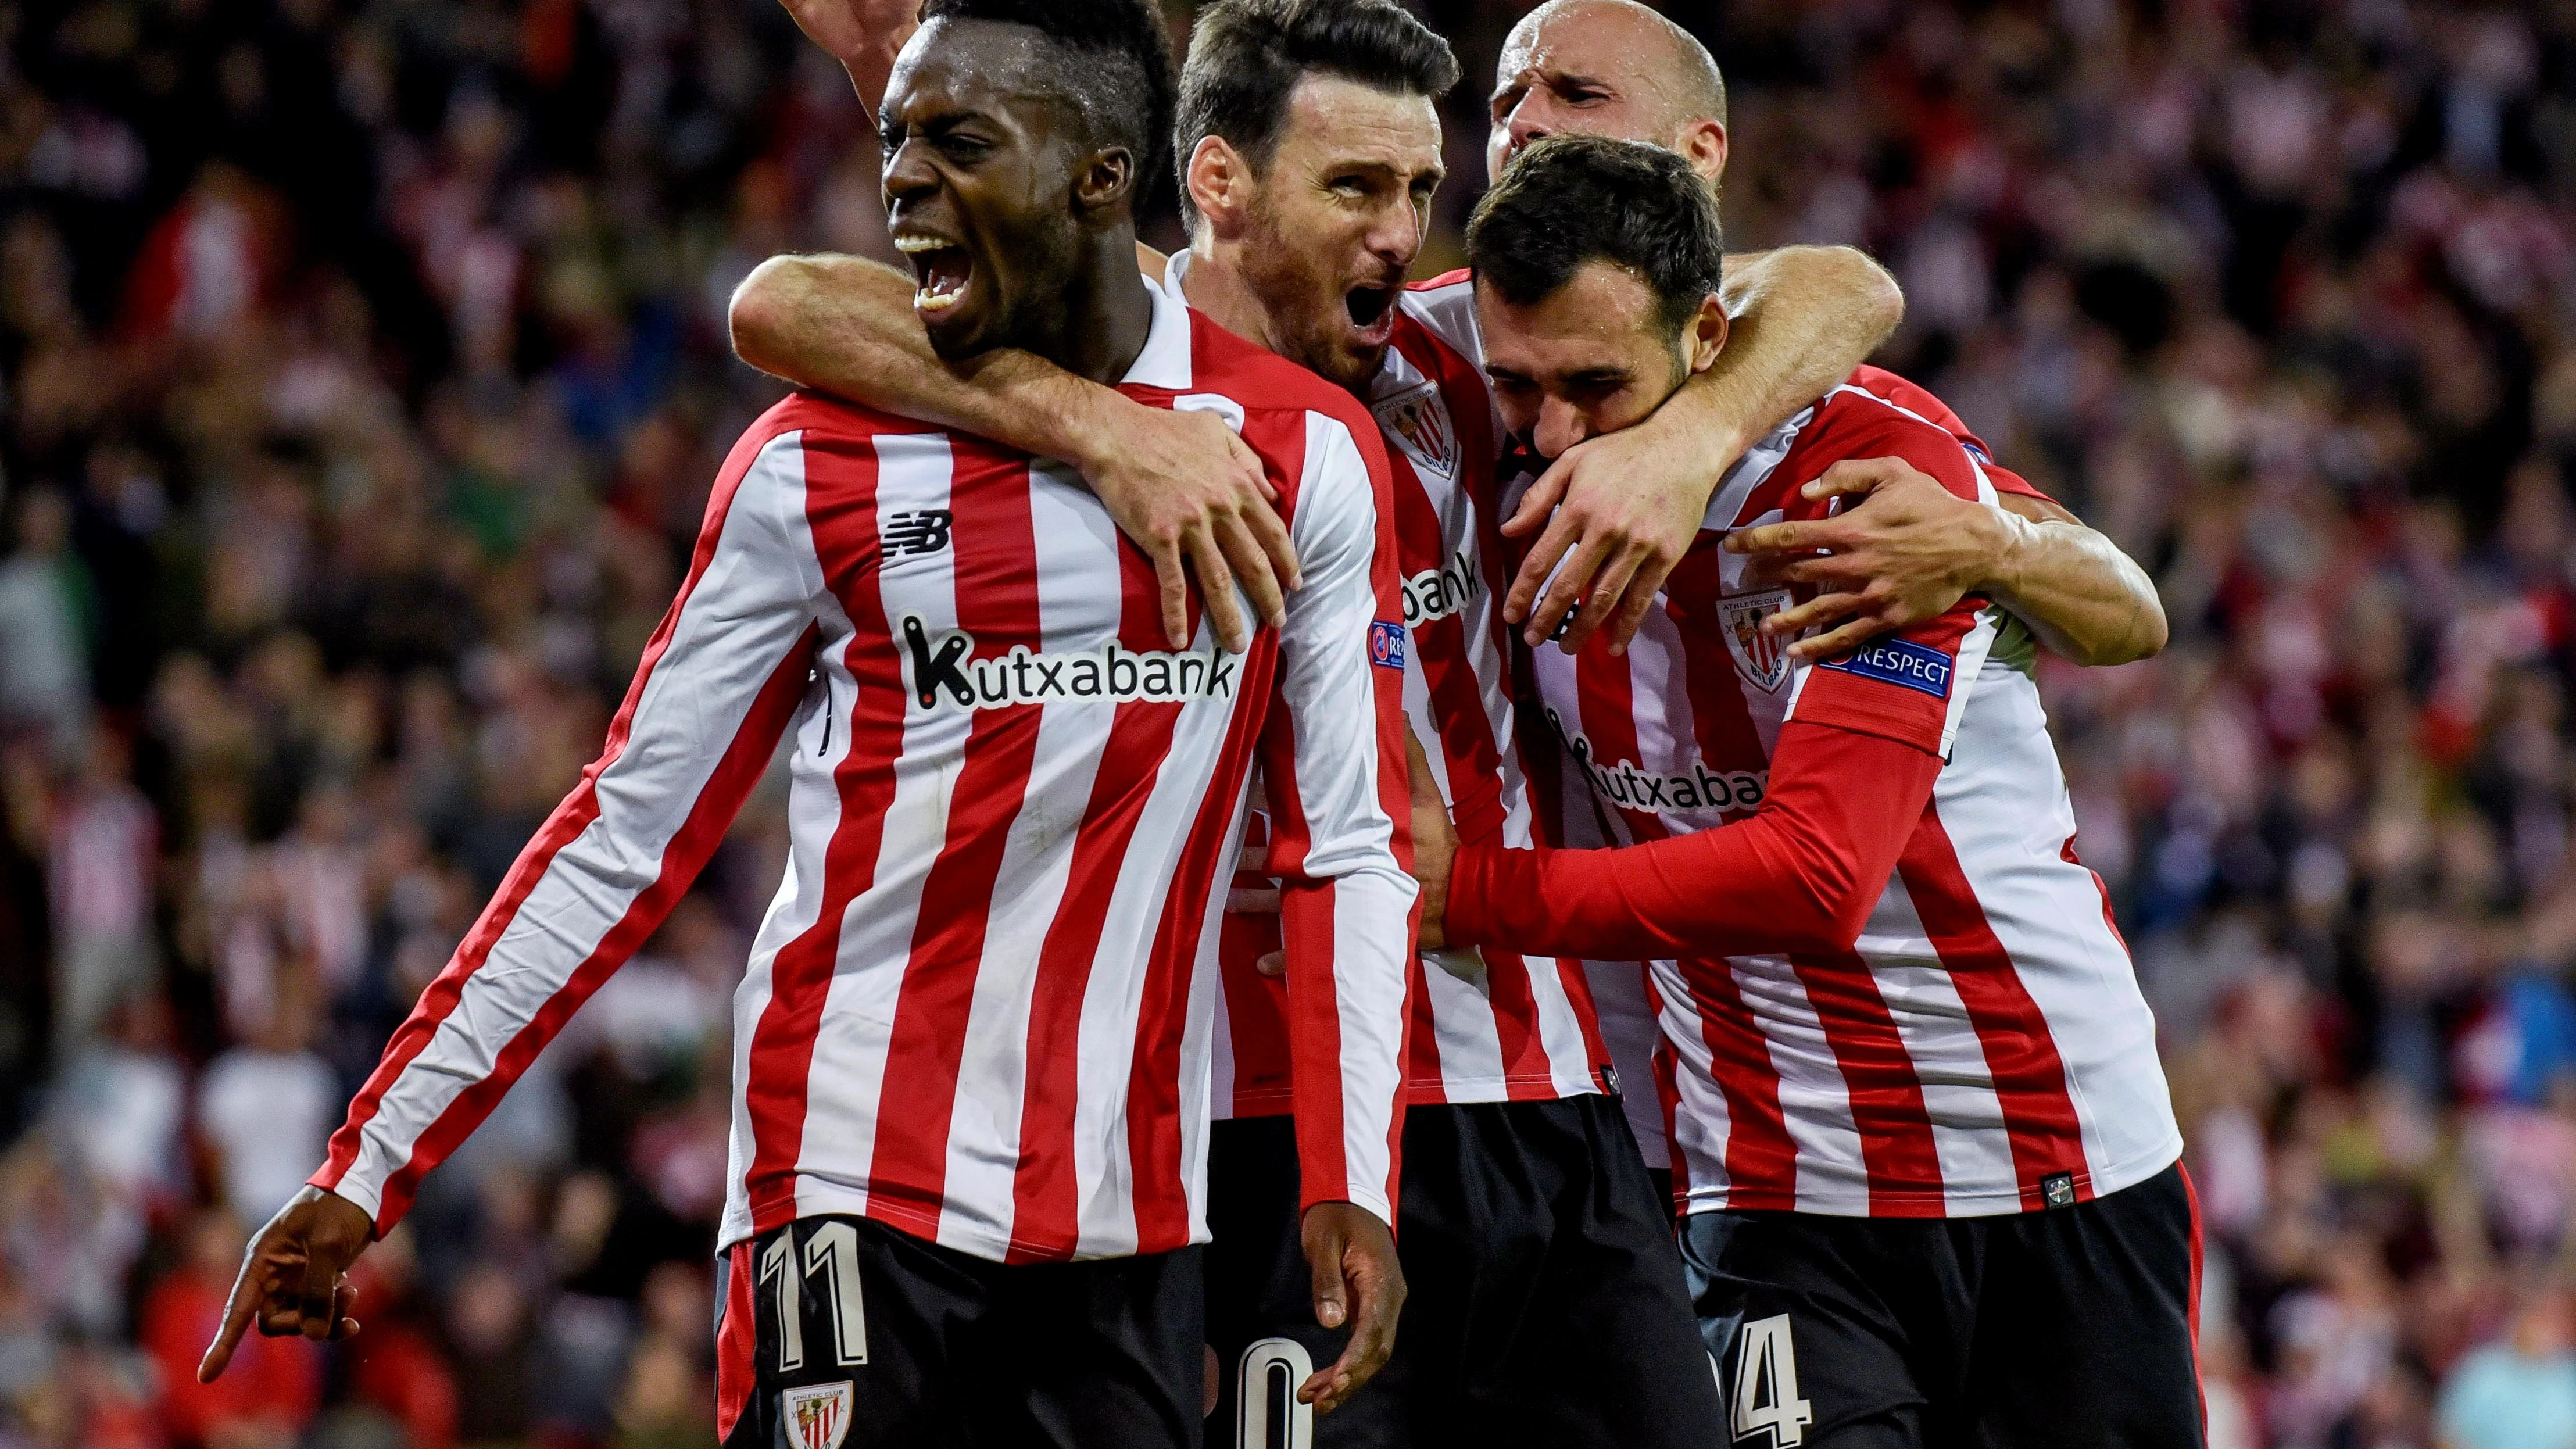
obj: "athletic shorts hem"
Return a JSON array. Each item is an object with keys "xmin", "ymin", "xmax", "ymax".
[
  {"xmin": 1679, "ymin": 1139, "xmax": 2185, "ymax": 1219},
  {"xmin": 722, "ymin": 1185, "xmax": 1206, "ymax": 1264}
]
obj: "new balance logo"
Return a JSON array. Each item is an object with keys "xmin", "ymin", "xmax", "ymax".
[
  {"xmin": 901, "ymin": 615, "xmax": 1239, "ymax": 711},
  {"xmin": 881, "ymin": 509, "xmax": 954, "ymax": 557}
]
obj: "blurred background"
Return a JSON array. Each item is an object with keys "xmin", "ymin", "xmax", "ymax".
[{"xmin": 0, "ymin": 0, "xmax": 2571, "ymax": 1446}]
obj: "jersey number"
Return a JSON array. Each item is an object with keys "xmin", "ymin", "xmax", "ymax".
[
  {"xmin": 758, "ymin": 1221, "xmax": 868, "ymax": 1371},
  {"xmin": 1236, "ymin": 1337, "xmax": 1314, "ymax": 1449},
  {"xmin": 1731, "ymin": 1314, "xmax": 1815, "ymax": 1447}
]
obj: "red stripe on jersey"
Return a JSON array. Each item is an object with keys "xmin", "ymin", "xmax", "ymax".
[
  {"xmin": 1644, "ymin": 968, "xmax": 1688, "ymax": 1188},
  {"xmin": 1789, "ymin": 949, "xmax": 1945, "ymax": 1214},
  {"xmin": 1403, "ymin": 953, "xmax": 1445, "ymax": 1102},
  {"xmin": 316, "ymin": 421, "xmax": 800, "ymax": 1223},
  {"xmin": 1006, "ymin": 700, "xmax": 1185, "ymax": 1261},
  {"xmin": 1480, "ymin": 950, "xmax": 1555, "ymax": 1101},
  {"xmin": 1898, "ymin": 810, "xmax": 2091, "ymax": 1209},
  {"xmin": 1573, "ymin": 639, "xmax": 1662, "ymax": 841},
  {"xmin": 1128, "ymin": 639, "xmax": 1278, "ymax": 1248},
  {"xmin": 744, "ymin": 431, "xmax": 904, "ymax": 1230},
  {"xmin": 1688, "ymin": 961, "xmax": 1799, "ymax": 1212},
  {"xmin": 865, "ymin": 452, "xmax": 1047, "ymax": 1240},
  {"xmin": 2066, "ymin": 833, "xmax": 2130, "ymax": 951},
  {"xmin": 1662, "ymin": 553, "xmax": 1772, "ymax": 822},
  {"xmin": 714, "ymin": 1240, "xmax": 754, "ymax": 1440},
  {"xmin": 1391, "ymin": 456, "xmax": 1507, "ymax": 845}
]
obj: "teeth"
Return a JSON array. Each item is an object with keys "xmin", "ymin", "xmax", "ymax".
[
  {"xmin": 915, "ymin": 288, "xmax": 962, "ymax": 311},
  {"xmin": 893, "ymin": 235, "xmax": 947, "ymax": 253}
]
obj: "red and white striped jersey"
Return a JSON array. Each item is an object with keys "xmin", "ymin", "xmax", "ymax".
[
  {"xmin": 1171, "ymin": 258, "xmax": 1612, "ymax": 1117},
  {"xmin": 1498, "ymin": 379, "xmax": 2180, "ymax": 1218},
  {"xmin": 1576, "ymin": 363, "xmax": 2062, "ymax": 1172},
  {"xmin": 312, "ymin": 282, "xmax": 1421, "ymax": 1262}
]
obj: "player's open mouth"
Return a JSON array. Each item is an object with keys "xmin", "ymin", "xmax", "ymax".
[
  {"xmin": 895, "ymin": 234, "xmax": 973, "ymax": 313},
  {"xmin": 1346, "ymin": 282, "xmax": 1397, "ymax": 338}
]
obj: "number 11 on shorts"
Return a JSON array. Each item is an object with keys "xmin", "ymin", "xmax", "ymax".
[
  {"xmin": 758, "ymin": 1220, "xmax": 870, "ymax": 1371},
  {"xmin": 1731, "ymin": 1314, "xmax": 1815, "ymax": 1448}
]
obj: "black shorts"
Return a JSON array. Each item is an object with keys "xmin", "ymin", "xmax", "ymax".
[
  {"xmin": 715, "ymin": 1214, "xmax": 1204, "ymax": 1449},
  {"xmin": 1204, "ymin": 1094, "xmax": 1723, "ymax": 1449},
  {"xmin": 1681, "ymin": 1161, "xmax": 2205, "ymax": 1449}
]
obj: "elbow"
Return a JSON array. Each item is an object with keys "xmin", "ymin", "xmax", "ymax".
[
  {"xmin": 1786, "ymin": 244, "xmax": 1904, "ymax": 352},
  {"xmin": 728, "ymin": 256, "xmax": 808, "ymax": 376},
  {"xmin": 2066, "ymin": 589, "xmax": 2171, "ymax": 668},
  {"xmin": 1764, "ymin": 870, "xmax": 1878, "ymax": 956},
  {"xmin": 1849, "ymin": 251, "xmax": 1905, "ymax": 351}
]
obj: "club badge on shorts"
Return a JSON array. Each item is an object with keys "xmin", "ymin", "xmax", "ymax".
[
  {"xmin": 782, "ymin": 1381, "xmax": 853, "ymax": 1449},
  {"xmin": 1719, "ymin": 589, "xmax": 1794, "ymax": 693}
]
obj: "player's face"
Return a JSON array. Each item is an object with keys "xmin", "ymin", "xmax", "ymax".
[
  {"xmin": 1486, "ymin": 3, "xmax": 1723, "ymax": 185},
  {"xmin": 881, "ymin": 20, "xmax": 1089, "ymax": 361},
  {"xmin": 1477, "ymin": 259, "xmax": 1725, "ymax": 460},
  {"xmin": 1236, "ymin": 76, "xmax": 1444, "ymax": 392}
]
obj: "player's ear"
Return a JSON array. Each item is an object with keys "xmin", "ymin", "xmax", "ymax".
[
  {"xmin": 1676, "ymin": 118, "xmax": 1727, "ymax": 188},
  {"xmin": 1074, "ymin": 145, "xmax": 1137, "ymax": 217},
  {"xmin": 1684, "ymin": 294, "xmax": 1729, "ymax": 374},
  {"xmin": 1186, "ymin": 134, "xmax": 1251, "ymax": 235}
]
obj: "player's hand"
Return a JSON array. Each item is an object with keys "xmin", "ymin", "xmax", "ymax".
[
  {"xmin": 1403, "ymin": 732, "xmax": 1455, "ymax": 951},
  {"xmin": 1723, "ymin": 457, "xmax": 2002, "ymax": 662},
  {"xmin": 1298, "ymin": 1201, "xmax": 1405, "ymax": 1414},
  {"xmin": 774, "ymin": 0, "xmax": 918, "ymax": 69},
  {"xmin": 1074, "ymin": 393, "xmax": 1297, "ymax": 654},
  {"xmin": 198, "ymin": 1187, "xmax": 375, "ymax": 1382},
  {"xmin": 1501, "ymin": 403, "xmax": 1733, "ymax": 657}
]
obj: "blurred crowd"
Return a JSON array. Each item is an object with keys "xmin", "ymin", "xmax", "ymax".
[{"xmin": 3, "ymin": 0, "xmax": 2576, "ymax": 1446}]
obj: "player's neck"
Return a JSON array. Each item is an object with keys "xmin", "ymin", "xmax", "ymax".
[
  {"xmin": 1032, "ymin": 230, "xmax": 1159, "ymax": 386},
  {"xmin": 1175, "ymin": 237, "xmax": 1283, "ymax": 358}
]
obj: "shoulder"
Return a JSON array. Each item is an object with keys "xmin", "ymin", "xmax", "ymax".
[
  {"xmin": 1177, "ymin": 315, "xmax": 1391, "ymax": 479},
  {"xmin": 1779, "ymin": 383, "xmax": 1988, "ymax": 506},
  {"xmin": 1407, "ymin": 267, "xmax": 1473, "ymax": 296}
]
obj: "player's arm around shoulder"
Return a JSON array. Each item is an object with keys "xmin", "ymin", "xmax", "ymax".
[
  {"xmin": 729, "ymin": 255, "xmax": 1294, "ymax": 653},
  {"xmin": 1727, "ymin": 401, "xmax": 2169, "ymax": 668}
]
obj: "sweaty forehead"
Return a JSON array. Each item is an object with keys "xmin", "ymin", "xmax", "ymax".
[
  {"xmin": 1498, "ymin": 6, "xmax": 1679, "ymax": 105},
  {"xmin": 1273, "ymin": 74, "xmax": 1443, "ymax": 167},
  {"xmin": 891, "ymin": 19, "xmax": 1076, "ymax": 119}
]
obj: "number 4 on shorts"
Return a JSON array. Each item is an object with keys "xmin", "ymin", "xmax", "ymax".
[{"xmin": 1730, "ymin": 1314, "xmax": 1815, "ymax": 1448}]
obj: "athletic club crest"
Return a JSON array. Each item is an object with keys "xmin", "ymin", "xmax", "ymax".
[
  {"xmin": 1371, "ymin": 382, "xmax": 1458, "ymax": 478},
  {"xmin": 782, "ymin": 1382, "xmax": 853, "ymax": 1449},
  {"xmin": 1719, "ymin": 589, "xmax": 1794, "ymax": 693}
]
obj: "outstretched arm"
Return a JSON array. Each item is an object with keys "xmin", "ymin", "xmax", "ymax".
[
  {"xmin": 729, "ymin": 254, "xmax": 1291, "ymax": 653},
  {"xmin": 1726, "ymin": 458, "xmax": 2169, "ymax": 667},
  {"xmin": 1503, "ymin": 245, "xmax": 1905, "ymax": 653},
  {"xmin": 201, "ymin": 421, "xmax": 827, "ymax": 1379}
]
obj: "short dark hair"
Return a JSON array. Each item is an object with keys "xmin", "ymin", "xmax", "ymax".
[
  {"xmin": 1466, "ymin": 134, "xmax": 1725, "ymax": 336},
  {"xmin": 1175, "ymin": 0, "xmax": 1460, "ymax": 218},
  {"xmin": 920, "ymin": 0, "xmax": 1177, "ymax": 198}
]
